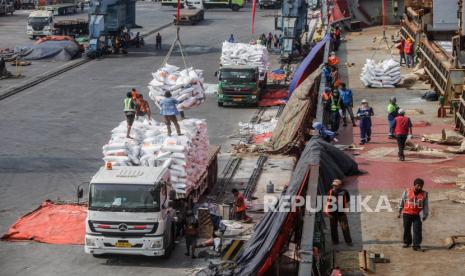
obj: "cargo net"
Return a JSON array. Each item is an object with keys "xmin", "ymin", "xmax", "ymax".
[{"xmin": 1, "ymin": 200, "xmax": 86, "ymax": 245}]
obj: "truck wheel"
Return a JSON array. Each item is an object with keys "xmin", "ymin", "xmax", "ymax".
[
  {"xmin": 218, "ymin": 102, "xmax": 224, "ymax": 107},
  {"xmin": 231, "ymin": 4, "xmax": 240, "ymax": 11}
]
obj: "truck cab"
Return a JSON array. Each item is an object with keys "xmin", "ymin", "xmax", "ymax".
[
  {"xmin": 27, "ymin": 10, "xmax": 54, "ymax": 39},
  {"xmin": 217, "ymin": 65, "xmax": 262, "ymax": 106},
  {"xmin": 84, "ymin": 166, "xmax": 176, "ymax": 257}
]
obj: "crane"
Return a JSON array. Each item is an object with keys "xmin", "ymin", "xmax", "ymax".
[{"xmin": 275, "ymin": 0, "xmax": 309, "ymax": 60}]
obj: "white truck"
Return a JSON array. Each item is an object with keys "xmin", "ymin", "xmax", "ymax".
[
  {"xmin": 27, "ymin": 10, "xmax": 54, "ymax": 39},
  {"xmin": 174, "ymin": 0, "xmax": 204, "ymax": 25},
  {"xmin": 82, "ymin": 146, "xmax": 220, "ymax": 257}
]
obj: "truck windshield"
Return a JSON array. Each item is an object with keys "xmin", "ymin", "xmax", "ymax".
[
  {"xmin": 28, "ymin": 17, "xmax": 51, "ymax": 24},
  {"xmin": 89, "ymin": 184, "xmax": 160, "ymax": 212},
  {"xmin": 220, "ymin": 70, "xmax": 256, "ymax": 82}
]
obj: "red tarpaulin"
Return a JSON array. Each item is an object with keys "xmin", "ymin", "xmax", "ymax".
[
  {"xmin": 253, "ymin": 132, "xmax": 273, "ymax": 144},
  {"xmin": 329, "ymin": 0, "xmax": 351, "ymax": 24},
  {"xmin": 1, "ymin": 200, "xmax": 86, "ymax": 245},
  {"xmin": 258, "ymin": 88, "xmax": 288, "ymax": 107}
]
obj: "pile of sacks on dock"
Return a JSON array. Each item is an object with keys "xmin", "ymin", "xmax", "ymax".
[
  {"xmin": 221, "ymin": 41, "xmax": 269, "ymax": 76},
  {"xmin": 360, "ymin": 59, "xmax": 401, "ymax": 88},
  {"xmin": 148, "ymin": 64, "xmax": 206, "ymax": 111},
  {"xmin": 102, "ymin": 118, "xmax": 209, "ymax": 194}
]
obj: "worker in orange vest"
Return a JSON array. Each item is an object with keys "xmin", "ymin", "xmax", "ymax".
[
  {"xmin": 392, "ymin": 109, "xmax": 413, "ymax": 161},
  {"xmin": 136, "ymin": 94, "xmax": 152, "ymax": 123},
  {"xmin": 232, "ymin": 188, "xmax": 247, "ymax": 221},
  {"xmin": 328, "ymin": 52, "xmax": 339, "ymax": 66},
  {"xmin": 404, "ymin": 38, "xmax": 414, "ymax": 68},
  {"xmin": 324, "ymin": 179, "xmax": 352, "ymax": 246},
  {"xmin": 131, "ymin": 88, "xmax": 139, "ymax": 100},
  {"xmin": 398, "ymin": 178, "xmax": 429, "ymax": 251}
]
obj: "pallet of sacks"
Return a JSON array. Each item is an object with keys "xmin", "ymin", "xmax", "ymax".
[
  {"xmin": 148, "ymin": 64, "xmax": 206, "ymax": 112},
  {"xmin": 360, "ymin": 59, "xmax": 401, "ymax": 88},
  {"xmin": 102, "ymin": 118, "xmax": 209, "ymax": 195},
  {"xmin": 220, "ymin": 41, "xmax": 269, "ymax": 77}
]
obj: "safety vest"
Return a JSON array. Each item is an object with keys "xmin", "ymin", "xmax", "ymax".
[
  {"xmin": 123, "ymin": 98, "xmax": 135, "ymax": 112},
  {"xmin": 331, "ymin": 96, "xmax": 340, "ymax": 111},
  {"xmin": 405, "ymin": 40, "xmax": 413, "ymax": 55},
  {"xmin": 402, "ymin": 188, "xmax": 425, "ymax": 215},
  {"xmin": 394, "ymin": 116, "xmax": 410, "ymax": 135}
]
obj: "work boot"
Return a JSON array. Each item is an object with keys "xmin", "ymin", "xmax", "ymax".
[
  {"xmin": 352, "ymin": 123, "xmax": 357, "ymax": 127},
  {"xmin": 412, "ymin": 246, "xmax": 424, "ymax": 252},
  {"xmin": 367, "ymin": 137, "xmax": 371, "ymax": 142},
  {"xmin": 185, "ymin": 251, "xmax": 190, "ymax": 256},
  {"xmin": 402, "ymin": 244, "xmax": 410, "ymax": 248}
]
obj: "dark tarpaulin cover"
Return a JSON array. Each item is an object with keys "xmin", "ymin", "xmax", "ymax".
[
  {"xmin": 14, "ymin": 40, "xmax": 80, "ymax": 61},
  {"xmin": 288, "ymin": 34, "xmax": 330, "ymax": 96},
  {"xmin": 234, "ymin": 137, "xmax": 359, "ymax": 275}
]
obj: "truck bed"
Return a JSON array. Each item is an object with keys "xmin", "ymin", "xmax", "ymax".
[{"xmin": 176, "ymin": 145, "xmax": 220, "ymax": 200}]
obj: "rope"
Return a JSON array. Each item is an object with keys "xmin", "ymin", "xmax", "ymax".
[
  {"xmin": 160, "ymin": 26, "xmax": 193, "ymax": 70},
  {"xmin": 370, "ymin": 28, "xmax": 394, "ymax": 60}
]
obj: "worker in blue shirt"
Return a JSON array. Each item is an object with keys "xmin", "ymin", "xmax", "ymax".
[
  {"xmin": 338, "ymin": 82, "xmax": 356, "ymax": 127},
  {"xmin": 356, "ymin": 99, "xmax": 374, "ymax": 145},
  {"xmin": 322, "ymin": 63, "xmax": 332, "ymax": 86},
  {"xmin": 228, "ymin": 34, "xmax": 235, "ymax": 43},
  {"xmin": 312, "ymin": 122, "xmax": 338, "ymax": 143},
  {"xmin": 160, "ymin": 91, "xmax": 182, "ymax": 136}
]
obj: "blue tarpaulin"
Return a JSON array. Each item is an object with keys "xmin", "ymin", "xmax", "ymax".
[{"xmin": 288, "ymin": 34, "xmax": 331, "ymax": 97}]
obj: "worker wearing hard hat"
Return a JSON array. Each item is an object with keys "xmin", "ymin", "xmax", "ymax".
[
  {"xmin": 392, "ymin": 109, "xmax": 413, "ymax": 161},
  {"xmin": 356, "ymin": 99, "xmax": 374, "ymax": 145},
  {"xmin": 387, "ymin": 97, "xmax": 399, "ymax": 139}
]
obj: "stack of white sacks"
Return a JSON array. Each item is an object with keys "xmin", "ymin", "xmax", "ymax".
[
  {"xmin": 148, "ymin": 64, "xmax": 206, "ymax": 111},
  {"xmin": 221, "ymin": 41, "xmax": 269, "ymax": 77},
  {"xmin": 102, "ymin": 118, "xmax": 209, "ymax": 194},
  {"xmin": 360, "ymin": 59, "xmax": 401, "ymax": 88}
]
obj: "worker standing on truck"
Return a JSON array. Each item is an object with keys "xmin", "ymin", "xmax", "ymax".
[
  {"xmin": 160, "ymin": 91, "xmax": 182, "ymax": 136},
  {"xmin": 156, "ymin": 33, "xmax": 162, "ymax": 50},
  {"xmin": 338, "ymin": 82, "xmax": 356, "ymax": 127},
  {"xmin": 387, "ymin": 96, "xmax": 399, "ymax": 139},
  {"xmin": 123, "ymin": 92, "xmax": 136, "ymax": 139},
  {"xmin": 136, "ymin": 94, "xmax": 152, "ymax": 122},
  {"xmin": 392, "ymin": 109, "xmax": 413, "ymax": 161},
  {"xmin": 356, "ymin": 99, "xmax": 374, "ymax": 145},
  {"xmin": 184, "ymin": 209, "xmax": 199, "ymax": 258},
  {"xmin": 398, "ymin": 178, "xmax": 428, "ymax": 251},
  {"xmin": 324, "ymin": 179, "xmax": 352, "ymax": 246},
  {"xmin": 232, "ymin": 189, "xmax": 247, "ymax": 221}
]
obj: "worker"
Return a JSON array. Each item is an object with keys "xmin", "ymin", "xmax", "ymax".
[
  {"xmin": 324, "ymin": 179, "xmax": 352, "ymax": 246},
  {"xmin": 228, "ymin": 34, "xmax": 235, "ymax": 43},
  {"xmin": 322, "ymin": 63, "xmax": 332, "ymax": 86},
  {"xmin": 184, "ymin": 209, "xmax": 199, "ymax": 258},
  {"xmin": 338, "ymin": 82, "xmax": 356, "ymax": 127},
  {"xmin": 313, "ymin": 122, "xmax": 338, "ymax": 143},
  {"xmin": 160, "ymin": 91, "xmax": 182, "ymax": 136},
  {"xmin": 131, "ymin": 88, "xmax": 139, "ymax": 100},
  {"xmin": 330, "ymin": 89, "xmax": 342, "ymax": 132},
  {"xmin": 404, "ymin": 37, "xmax": 414, "ymax": 68},
  {"xmin": 330, "ymin": 66, "xmax": 340, "ymax": 88},
  {"xmin": 278, "ymin": 34, "xmax": 284, "ymax": 49},
  {"xmin": 394, "ymin": 37, "xmax": 406, "ymax": 66},
  {"xmin": 387, "ymin": 96, "xmax": 399, "ymax": 139},
  {"xmin": 322, "ymin": 87, "xmax": 332, "ymax": 127},
  {"xmin": 155, "ymin": 33, "xmax": 162, "ymax": 50},
  {"xmin": 232, "ymin": 188, "xmax": 247, "ymax": 221},
  {"xmin": 123, "ymin": 92, "xmax": 136, "ymax": 139},
  {"xmin": 80, "ymin": 1, "xmax": 84, "ymax": 12},
  {"xmin": 356, "ymin": 99, "xmax": 374, "ymax": 145},
  {"xmin": 398, "ymin": 178, "xmax": 428, "ymax": 251},
  {"xmin": 267, "ymin": 32, "xmax": 273, "ymax": 50},
  {"xmin": 332, "ymin": 26, "xmax": 341, "ymax": 51},
  {"xmin": 328, "ymin": 52, "xmax": 339, "ymax": 66},
  {"xmin": 136, "ymin": 94, "xmax": 152, "ymax": 122},
  {"xmin": 284, "ymin": 63, "xmax": 292, "ymax": 83},
  {"xmin": 392, "ymin": 109, "xmax": 413, "ymax": 161},
  {"xmin": 121, "ymin": 31, "xmax": 129, "ymax": 54}
]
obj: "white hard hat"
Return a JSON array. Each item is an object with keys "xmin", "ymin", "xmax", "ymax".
[
  {"xmin": 398, "ymin": 109, "xmax": 405, "ymax": 114},
  {"xmin": 361, "ymin": 99, "xmax": 368, "ymax": 104}
]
